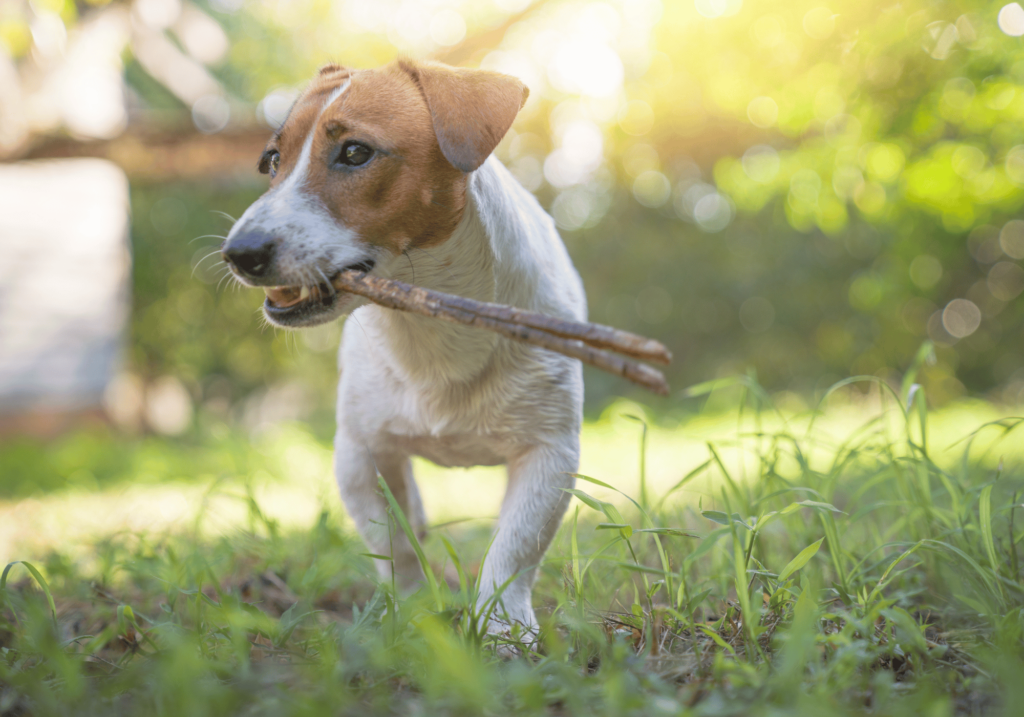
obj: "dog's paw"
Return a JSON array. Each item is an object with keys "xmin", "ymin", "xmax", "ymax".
[{"xmin": 483, "ymin": 615, "xmax": 539, "ymax": 659}]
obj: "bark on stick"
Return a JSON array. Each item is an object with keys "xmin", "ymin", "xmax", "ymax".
[{"xmin": 332, "ymin": 271, "xmax": 672, "ymax": 397}]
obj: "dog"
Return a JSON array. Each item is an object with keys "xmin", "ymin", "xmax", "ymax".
[{"xmin": 221, "ymin": 60, "xmax": 586, "ymax": 636}]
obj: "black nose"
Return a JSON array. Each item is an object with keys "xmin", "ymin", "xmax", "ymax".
[{"xmin": 223, "ymin": 230, "xmax": 276, "ymax": 279}]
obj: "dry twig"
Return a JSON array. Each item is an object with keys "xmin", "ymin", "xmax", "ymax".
[{"xmin": 333, "ymin": 271, "xmax": 672, "ymax": 396}]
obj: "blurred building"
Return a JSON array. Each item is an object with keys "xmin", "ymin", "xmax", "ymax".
[{"xmin": 0, "ymin": 160, "xmax": 131, "ymax": 435}]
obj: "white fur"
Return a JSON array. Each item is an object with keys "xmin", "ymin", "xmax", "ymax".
[
  {"xmin": 335, "ymin": 155, "xmax": 586, "ymax": 632},
  {"xmin": 226, "ymin": 78, "xmax": 370, "ymax": 288},
  {"xmin": 228, "ymin": 77, "xmax": 587, "ymax": 634}
]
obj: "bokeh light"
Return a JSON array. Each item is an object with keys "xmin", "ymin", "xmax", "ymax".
[
  {"xmin": 1, "ymin": 0, "xmax": 1023, "ymax": 427},
  {"xmin": 999, "ymin": 3, "xmax": 1024, "ymax": 36}
]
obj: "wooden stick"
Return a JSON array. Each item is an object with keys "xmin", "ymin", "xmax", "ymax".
[
  {"xmin": 432, "ymin": 290, "xmax": 671, "ymax": 365},
  {"xmin": 332, "ymin": 270, "xmax": 671, "ymax": 397},
  {"xmin": 334, "ymin": 272, "xmax": 671, "ymax": 364}
]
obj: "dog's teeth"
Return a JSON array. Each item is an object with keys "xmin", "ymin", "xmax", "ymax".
[{"xmin": 299, "ymin": 285, "xmax": 310, "ymax": 301}]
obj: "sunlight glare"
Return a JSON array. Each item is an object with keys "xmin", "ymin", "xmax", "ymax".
[
  {"xmin": 544, "ymin": 119, "xmax": 604, "ymax": 188},
  {"xmin": 548, "ymin": 39, "xmax": 624, "ymax": 98},
  {"xmin": 747, "ymin": 96, "xmax": 779, "ymax": 128},
  {"xmin": 999, "ymin": 3, "xmax": 1024, "ymax": 36},
  {"xmin": 430, "ymin": 9, "xmax": 466, "ymax": 47}
]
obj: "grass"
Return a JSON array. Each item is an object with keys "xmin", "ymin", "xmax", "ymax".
[{"xmin": 1, "ymin": 375, "xmax": 1024, "ymax": 716}]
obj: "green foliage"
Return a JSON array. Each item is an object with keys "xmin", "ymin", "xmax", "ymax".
[
  {"xmin": 55, "ymin": 0, "xmax": 1016, "ymax": 418},
  {"xmin": 2, "ymin": 380, "xmax": 1023, "ymax": 715},
  {"xmin": 127, "ymin": 181, "xmax": 348, "ymax": 432}
]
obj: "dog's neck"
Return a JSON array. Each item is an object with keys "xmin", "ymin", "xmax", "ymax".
[
  {"xmin": 355, "ymin": 164, "xmax": 504, "ymax": 386},
  {"xmin": 387, "ymin": 191, "xmax": 496, "ymax": 304}
]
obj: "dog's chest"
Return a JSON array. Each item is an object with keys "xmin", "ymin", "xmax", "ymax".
[
  {"xmin": 390, "ymin": 432, "xmax": 508, "ymax": 468},
  {"xmin": 353, "ymin": 362, "xmax": 529, "ymax": 467}
]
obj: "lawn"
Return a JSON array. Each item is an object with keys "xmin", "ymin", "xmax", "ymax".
[{"xmin": 1, "ymin": 378, "xmax": 1023, "ymax": 716}]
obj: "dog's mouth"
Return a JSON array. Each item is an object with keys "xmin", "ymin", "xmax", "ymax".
[{"xmin": 262, "ymin": 260, "xmax": 375, "ymax": 323}]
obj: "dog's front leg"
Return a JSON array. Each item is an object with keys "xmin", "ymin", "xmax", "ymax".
[
  {"xmin": 334, "ymin": 427, "xmax": 426, "ymax": 591},
  {"xmin": 478, "ymin": 437, "xmax": 579, "ymax": 635}
]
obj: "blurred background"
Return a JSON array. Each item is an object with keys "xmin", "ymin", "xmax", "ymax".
[{"xmin": 1, "ymin": 0, "xmax": 1023, "ymax": 508}]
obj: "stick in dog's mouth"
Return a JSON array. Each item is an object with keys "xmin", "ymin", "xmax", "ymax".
[
  {"xmin": 260, "ymin": 264, "xmax": 672, "ymax": 395},
  {"xmin": 262, "ymin": 261, "xmax": 376, "ymax": 309},
  {"xmin": 330, "ymin": 270, "xmax": 674, "ymax": 396}
]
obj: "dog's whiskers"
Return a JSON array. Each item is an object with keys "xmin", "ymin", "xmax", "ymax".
[
  {"xmin": 315, "ymin": 266, "xmax": 336, "ymax": 297},
  {"xmin": 217, "ymin": 268, "xmax": 240, "ymax": 293},
  {"xmin": 254, "ymin": 306, "xmax": 274, "ymax": 334},
  {"xmin": 191, "ymin": 249, "xmax": 226, "ymax": 280},
  {"xmin": 211, "ymin": 210, "xmax": 238, "ymax": 225},
  {"xmin": 189, "ymin": 234, "xmax": 228, "ymax": 246},
  {"xmin": 210, "ymin": 265, "xmax": 231, "ymax": 285}
]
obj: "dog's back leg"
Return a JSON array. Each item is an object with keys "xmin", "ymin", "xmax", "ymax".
[
  {"xmin": 334, "ymin": 426, "xmax": 426, "ymax": 591},
  {"xmin": 477, "ymin": 436, "xmax": 579, "ymax": 634}
]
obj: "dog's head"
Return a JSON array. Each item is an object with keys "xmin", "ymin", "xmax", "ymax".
[{"xmin": 221, "ymin": 60, "xmax": 528, "ymax": 327}]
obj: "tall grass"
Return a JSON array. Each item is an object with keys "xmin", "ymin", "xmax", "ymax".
[{"xmin": 1, "ymin": 372, "xmax": 1022, "ymax": 716}]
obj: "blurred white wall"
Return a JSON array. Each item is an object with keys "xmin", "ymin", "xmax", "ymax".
[{"xmin": 0, "ymin": 159, "xmax": 130, "ymax": 419}]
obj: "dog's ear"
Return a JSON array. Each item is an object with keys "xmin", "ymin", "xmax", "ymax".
[
  {"xmin": 403, "ymin": 60, "xmax": 529, "ymax": 173},
  {"xmin": 318, "ymin": 63, "xmax": 346, "ymax": 75}
]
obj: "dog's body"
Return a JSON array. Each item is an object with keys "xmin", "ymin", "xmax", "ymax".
[
  {"xmin": 222, "ymin": 61, "xmax": 585, "ymax": 631},
  {"xmin": 336, "ymin": 154, "xmax": 585, "ymax": 627}
]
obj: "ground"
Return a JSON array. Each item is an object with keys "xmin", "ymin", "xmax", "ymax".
[{"xmin": 1, "ymin": 383, "xmax": 1022, "ymax": 716}]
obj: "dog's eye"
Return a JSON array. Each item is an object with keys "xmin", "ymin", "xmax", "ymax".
[
  {"xmin": 260, "ymin": 150, "xmax": 281, "ymax": 178},
  {"xmin": 338, "ymin": 142, "xmax": 373, "ymax": 167}
]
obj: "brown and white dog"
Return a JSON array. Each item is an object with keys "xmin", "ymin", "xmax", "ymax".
[{"xmin": 222, "ymin": 60, "xmax": 586, "ymax": 636}]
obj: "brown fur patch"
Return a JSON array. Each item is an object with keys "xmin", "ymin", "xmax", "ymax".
[
  {"xmin": 402, "ymin": 60, "xmax": 528, "ymax": 173},
  {"xmin": 261, "ymin": 59, "xmax": 527, "ymax": 257}
]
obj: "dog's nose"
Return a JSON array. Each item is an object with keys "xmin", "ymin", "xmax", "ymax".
[{"xmin": 223, "ymin": 230, "xmax": 276, "ymax": 279}]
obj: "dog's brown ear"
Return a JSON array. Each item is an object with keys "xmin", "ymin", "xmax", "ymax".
[
  {"xmin": 318, "ymin": 63, "xmax": 346, "ymax": 75},
  {"xmin": 403, "ymin": 60, "xmax": 529, "ymax": 173}
]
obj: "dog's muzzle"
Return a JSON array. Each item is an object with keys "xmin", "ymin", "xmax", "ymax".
[{"xmin": 222, "ymin": 229, "xmax": 276, "ymax": 280}]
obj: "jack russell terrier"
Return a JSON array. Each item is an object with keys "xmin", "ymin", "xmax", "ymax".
[{"xmin": 222, "ymin": 60, "xmax": 586, "ymax": 636}]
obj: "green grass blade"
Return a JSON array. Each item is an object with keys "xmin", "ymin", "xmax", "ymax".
[
  {"xmin": 655, "ymin": 459, "xmax": 712, "ymax": 511},
  {"xmin": 684, "ymin": 527, "xmax": 730, "ymax": 565},
  {"xmin": 623, "ymin": 414, "xmax": 649, "ymax": 510},
  {"xmin": 699, "ymin": 626, "xmax": 735, "ymax": 654},
  {"xmin": 376, "ymin": 475, "xmax": 443, "ymax": 611},
  {"xmin": 683, "ymin": 376, "xmax": 740, "ymax": 397},
  {"xmin": 980, "ymin": 483, "xmax": 999, "ymax": 574},
  {"xmin": 574, "ymin": 474, "xmax": 645, "ymax": 519},
  {"xmin": 777, "ymin": 537, "xmax": 824, "ymax": 583},
  {"xmin": 707, "ymin": 443, "xmax": 744, "ymax": 506},
  {"xmin": 819, "ymin": 512, "xmax": 850, "ymax": 598},
  {"xmin": 635, "ymin": 528, "xmax": 698, "ymax": 538},
  {"xmin": 439, "ymin": 535, "xmax": 468, "ymax": 597},
  {"xmin": 921, "ymin": 539, "xmax": 1006, "ymax": 607},
  {"xmin": 1, "ymin": 560, "xmax": 57, "ymax": 625},
  {"xmin": 723, "ymin": 492, "xmax": 758, "ymax": 652},
  {"xmin": 899, "ymin": 341, "xmax": 935, "ymax": 401},
  {"xmin": 596, "ymin": 523, "xmax": 633, "ymax": 537},
  {"xmin": 561, "ymin": 486, "xmax": 607, "ymax": 513},
  {"xmin": 571, "ymin": 506, "xmax": 582, "ymax": 597}
]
